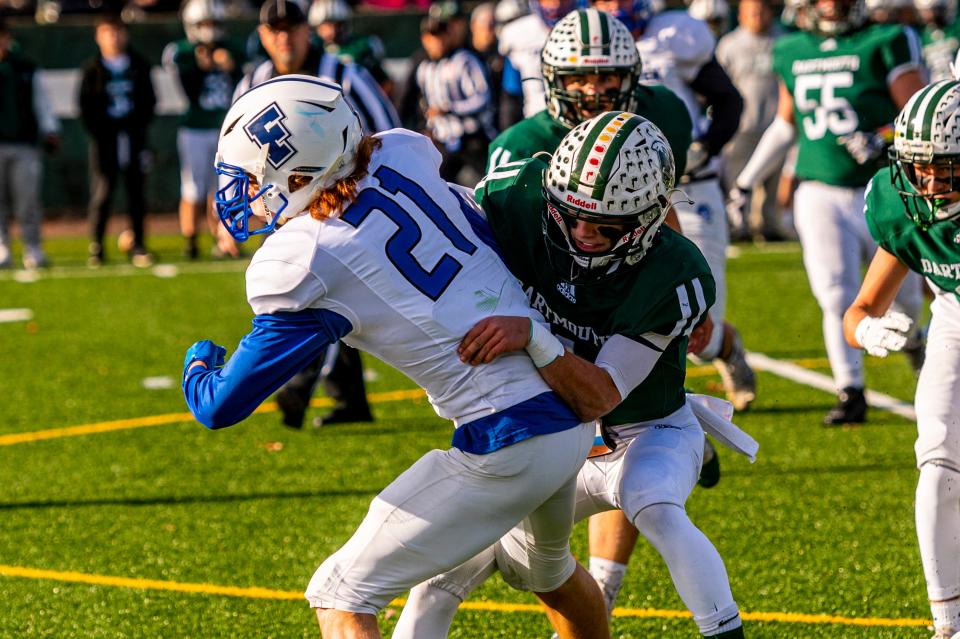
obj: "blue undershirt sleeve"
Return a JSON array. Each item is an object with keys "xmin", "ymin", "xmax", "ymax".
[{"xmin": 182, "ymin": 308, "xmax": 353, "ymax": 430}]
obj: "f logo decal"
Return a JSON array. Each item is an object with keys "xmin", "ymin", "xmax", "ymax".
[{"xmin": 244, "ymin": 103, "xmax": 296, "ymax": 169}]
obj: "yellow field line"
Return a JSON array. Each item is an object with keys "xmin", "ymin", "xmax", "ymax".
[
  {"xmin": 0, "ymin": 389, "xmax": 427, "ymax": 447},
  {"xmin": 0, "ymin": 564, "xmax": 931, "ymax": 628}
]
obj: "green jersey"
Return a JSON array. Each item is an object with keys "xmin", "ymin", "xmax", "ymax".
[
  {"xmin": 162, "ymin": 39, "xmax": 243, "ymax": 130},
  {"xmin": 486, "ymin": 84, "xmax": 693, "ymax": 177},
  {"xmin": 865, "ymin": 167, "xmax": 960, "ymax": 302},
  {"xmin": 772, "ymin": 24, "xmax": 922, "ymax": 187},
  {"xmin": 921, "ymin": 21, "xmax": 960, "ymax": 83},
  {"xmin": 477, "ymin": 158, "xmax": 716, "ymax": 425}
]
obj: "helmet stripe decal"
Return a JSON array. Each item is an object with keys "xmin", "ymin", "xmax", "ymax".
[
  {"xmin": 569, "ymin": 111, "xmax": 620, "ymax": 192},
  {"xmin": 907, "ymin": 81, "xmax": 951, "ymax": 140},
  {"xmin": 578, "ymin": 9, "xmax": 592, "ymax": 46},
  {"xmin": 595, "ymin": 115, "xmax": 643, "ymax": 199},
  {"xmin": 922, "ymin": 82, "xmax": 956, "ymax": 141}
]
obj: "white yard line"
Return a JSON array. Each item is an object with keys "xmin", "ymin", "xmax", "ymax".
[
  {"xmin": 0, "ymin": 308, "xmax": 33, "ymax": 323},
  {"xmin": 0, "ymin": 261, "xmax": 246, "ymax": 282},
  {"xmin": 746, "ymin": 351, "xmax": 917, "ymax": 422}
]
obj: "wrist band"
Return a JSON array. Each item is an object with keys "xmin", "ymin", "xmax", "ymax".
[{"xmin": 526, "ymin": 319, "xmax": 565, "ymax": 368}]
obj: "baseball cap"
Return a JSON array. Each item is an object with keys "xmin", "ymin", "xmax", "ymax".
[{"xmin": 259, "ymin": 0, "xmax": 308, "ymax": 28}]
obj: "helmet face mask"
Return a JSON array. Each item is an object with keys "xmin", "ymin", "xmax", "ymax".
[
  {"xmin": 541, "ymin": 9, "xmax": 642, "ymax": 128},
  {"xmin": 542, "ymin": 111, "xmax": 675, "ymax": 284},
  {"xmin": 214, "ymin": 75, "xmax": 363, "ymax": 242},
  {"xmin": 803, "ymin": 0, "xmax": 866, "ymax": 35},
  {"xmin": 890, "ymin": 80, "xmax": 960, "ymax": 230}
]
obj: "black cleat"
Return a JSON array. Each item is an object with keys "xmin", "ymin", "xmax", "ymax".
[
  {"xmin": 275, "ymin": 387, "xmax": 308, "ymax": 429},
  {"xmin": 698, "ymin": 438, "xmax": 721, "ymax": 488},
  {"xmin": 313, "ymin": 408, "xmax": 374, "ymax": 428},
  {"xmin": 823, "ymin": 386, "xmax": 867, "ymax": 426}
]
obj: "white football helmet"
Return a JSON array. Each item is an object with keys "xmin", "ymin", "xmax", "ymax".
[
  {"xmin": 181, "ymin": 0, "xmax": 226, "ymax": 44},
  {"xmin": 541, "ymin": 9, "xmax": 642, "ymax": 128},
  {"xmin": 890, "ymin": 80, "xmax": 960, "ymax": 228},
  {"xmin": 215, "ymin": 75, "xmax": 363, "ymax": 241},
  {"xmin": 688, "ymin": 0, "xmax": 729, "ymax": 35},
  {"xmin": 800, "ymin": 0, "xmax": 866, "ymax": 35},
  {"xmin": 543, "ymin": 111, "xmax": 675, "ymax": 283},
  {"xmin": 308, "ymin": 0, "xmax": 351, "ymax": 26},
  {"xmin": 915, "ymin": 0, "xmax": 957, "ymax": 25}
]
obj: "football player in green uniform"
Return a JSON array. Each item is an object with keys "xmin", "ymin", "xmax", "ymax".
[
  {"xmin": 162, "ymin": 0, "xmax": 243, "ymax": 260},
  {"xmin": 916, "ymin": 0, "xmax": 960, "ymax": 82},
  {"xmin": 393, "ymin": 113, "xmax": 753, "ymax": 639},
  {"xmin": 484, "ymin": 8, "xmax": 731, "ymax": 621},
  {"xmin": 844, "ymin": 80, "xmax": 960, "ymax": 639},
  {"xmin": 729, "ymin": 0, "xmax": 927, "ymax": 425}
]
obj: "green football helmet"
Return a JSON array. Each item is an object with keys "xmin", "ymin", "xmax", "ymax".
[
  {"xmin": 541, "ymin": 9, "xmax": 642, "ymax": 128},
  {"xmin": 890, "ymin": 80, "xmax": 960, "ymax": 229},
  {"xmin": 542, "ymin": 111, "xmax": 675, "ymax": 283}
]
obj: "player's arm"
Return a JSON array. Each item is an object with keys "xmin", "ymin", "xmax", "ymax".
[
  {"xmin": 889, "ymin": 68, "xmax": 926, "ymax": 110},
  {"xmin": 182, "ymin": 308, "xmax": 351, "ymax": 429},
  {"xmin": 688, "ymin": 57, "xmax": 744, "ymax": 166},
  {"xmin": 843, "ymin": 247, "xmax": 913, "ymax": 356},
  {"xmin": 734, "ymin": 81, "xmax": 796, "ymax": 190},
  {"xmin": 458, "ymin": 317, "xmax": 670, "ymax": 422}
]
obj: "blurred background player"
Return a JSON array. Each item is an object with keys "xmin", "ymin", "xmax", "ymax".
[
  {"xmin": 716, "ymin": 0, "xmax": 788, "ymax": 242},
  {"xmin": 395, "ymin": 112, "xmax": 750, "ymax": 639},
  {"xmin": 0, "ymin": 17, "xmax": 59, "ymax": 270},
  {"xmin": 237, "ymin": 0, "xmax": 399, "ymax": 430},
  {"xmin": 729, "ymin": 0, "xmax": 927, "ymax": 424},
  {"xmin": 80, "ymin": 13, "xmax": 156, "ymax": 268},
  {"xmin": 592, "ymin": 0, "xmax": 757, "ymax": 414},
  {"xmin": 469, "ymin": 2, "xmax": 508, "ymax": 130},
  {"xmin": 864, "ymin": 0, "xmax": 917, "ymax": 23},
  {"xmin": 498, "ymin": 0, "xmax": 579, "ymax": 123},
  {"xmin": 163, "ymin": 0, "xmax": 242, "ymax": 260},
  {"xmin": 412, "ymin": 13, "xmax": 496, "ymax": 185},
  {"xmin": 307, "ymin": 0, "xmax": 392, "ymax": 96},
  {"xmin": 687, "ymin": 0, "xmax": 731, "ymax": 39},
  {"xmin": 843, "ymin": 80, "xmax": 960, "ymax": 639},
  {"xmin": 916, "ymin": 0, "xmax": 960, "ymax": 82}
]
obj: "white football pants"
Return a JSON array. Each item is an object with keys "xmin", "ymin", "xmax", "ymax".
[
  {"xmin": 394, "ymin": 403, "xmax": 740, "ymax": 637},
  {"xmin": 305, "ymin": 422, "xmax": 593, "ymax": 614},
  {"xmin": 794, "ymin": 181, "xmax": 923, "ymax": 390},
  {"xmin": 675, "ymin": 177, "xmax": 730, "ymax": 360}
]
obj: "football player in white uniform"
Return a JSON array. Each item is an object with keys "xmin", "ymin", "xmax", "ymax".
[
  {"xmin": 844, "ymin": 80, "xmax": 960, "ymax": 639},
  {"xmin": 181, "ymin": 76, "xmax": 608, "ymax": 639},
  {"xmin": 729, "ymin": 0, "xmax": 926, "ymax": 424},
  {"xmin": 590, "ymin": 0, "xmax": 756, "ymax": 416},
  {"xmin": 498, "ymin": 0, "xmax": 580, "ymax": 118}
]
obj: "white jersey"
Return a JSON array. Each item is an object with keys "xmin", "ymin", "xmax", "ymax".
[
  {"xmin": 498, "ymin": 13, "xmax": 552, "ymax": 117},
  {"xmin": 245, "ymin": 129, "xmax": 551, "ymax": 426},
  {"xmin": 636, "ymin": 10, "xmax": 716, "ymax": 138}
]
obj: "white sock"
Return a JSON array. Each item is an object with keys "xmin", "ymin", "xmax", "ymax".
[
  {"xmin": 589, "ymin": 556, "xmax": 628, "ymax": 613},
  {"xmin": 917, "ymin": 463, "xmax": 960, "ymax": 636}
]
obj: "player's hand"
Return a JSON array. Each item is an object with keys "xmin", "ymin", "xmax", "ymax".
[
  {"xmin": 687, "ymin": 314, "xmax": 714, "ymax": 354},
  {"xmin": 42, "ymin": 133, "xmax": 61, "ymax": 154},
  {"xmin": 726, "ymin": 184, "xmax": 752, "ymax": 231},
  {"xmin": 838, "ymin": 131, "xmax": 886, "ymax": 165},
  {"xmin": 195, "ymin": 44, "xmax": 213, "ymax": 70},
  {"xmin": 183, "ymin": 340, "xmax": 227, "ymax": 377},
  {"xmin": 458, "ymin": 316, "xmax": 531, "ymax": 366},
  {"xmin": 855, "ymin": 312, "xmax": 913, "ymax": 357},
  {"xmin": 685, "ymin": 141, "xmax": 709, "ymax": 175},
  {"xmin": 212, "ymin": 47, "xmax": 235, "ymax": 72}
]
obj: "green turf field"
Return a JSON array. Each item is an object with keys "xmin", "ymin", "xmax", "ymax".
[{"xmin": 0, "ymin": 235, "xmax": 933, "ymax": 638}]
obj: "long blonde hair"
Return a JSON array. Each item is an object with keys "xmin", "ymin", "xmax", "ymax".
[{"xmin": 305, "ymin": 135, "xmax": 382, "ymax": 221}]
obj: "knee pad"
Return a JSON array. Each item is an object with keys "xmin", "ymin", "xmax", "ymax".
[{"xmin": 494, "ymin": 541, "xmax": 577, "ymax": 594}]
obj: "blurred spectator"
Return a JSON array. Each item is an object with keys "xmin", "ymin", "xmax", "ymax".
[
  {"xmin": 916, "ymin": 0, "xmax": 960, "ymax": 82},
  {"xmin": 413, "ymin": 14, "xmax": 496, "ymax": 185},
  {"xmin": 242, "ymin": 0, "xmax": 399, "ymax": 430},
  {"xmin": 497, "ymin": 0, "xmax": 577, "ymax": 123},
  {"xmin": 308, "ymin": 0, "xmax": 393, "ymax": 95},
  {"xmin": 79, "ymin": 14, "xmax": 156, "ymax": 267},
  {"xmin": 717, "ymin": 0, "xmax": 786, "ymax": 241},
  {"xmin": 688, "ymin": 0, "xmax": 731, "ymax": 38},
  {"xmin": 0, "ymin": 17, "xmax": 59, "ymax": 270},
  {"xmin": 470, "ymin": 2, "xmax": 506, "ymax": 129},
  {"xmin": 163, "ymin": 0, "xmax": 243, "ymax": 260},
  {"xmin": 358, "ymin": 0, "xmax": 429, "ymax": 10},
  {"xmin": 865, "ymin": 0, "xmax": 917, "ymax": 24}
]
